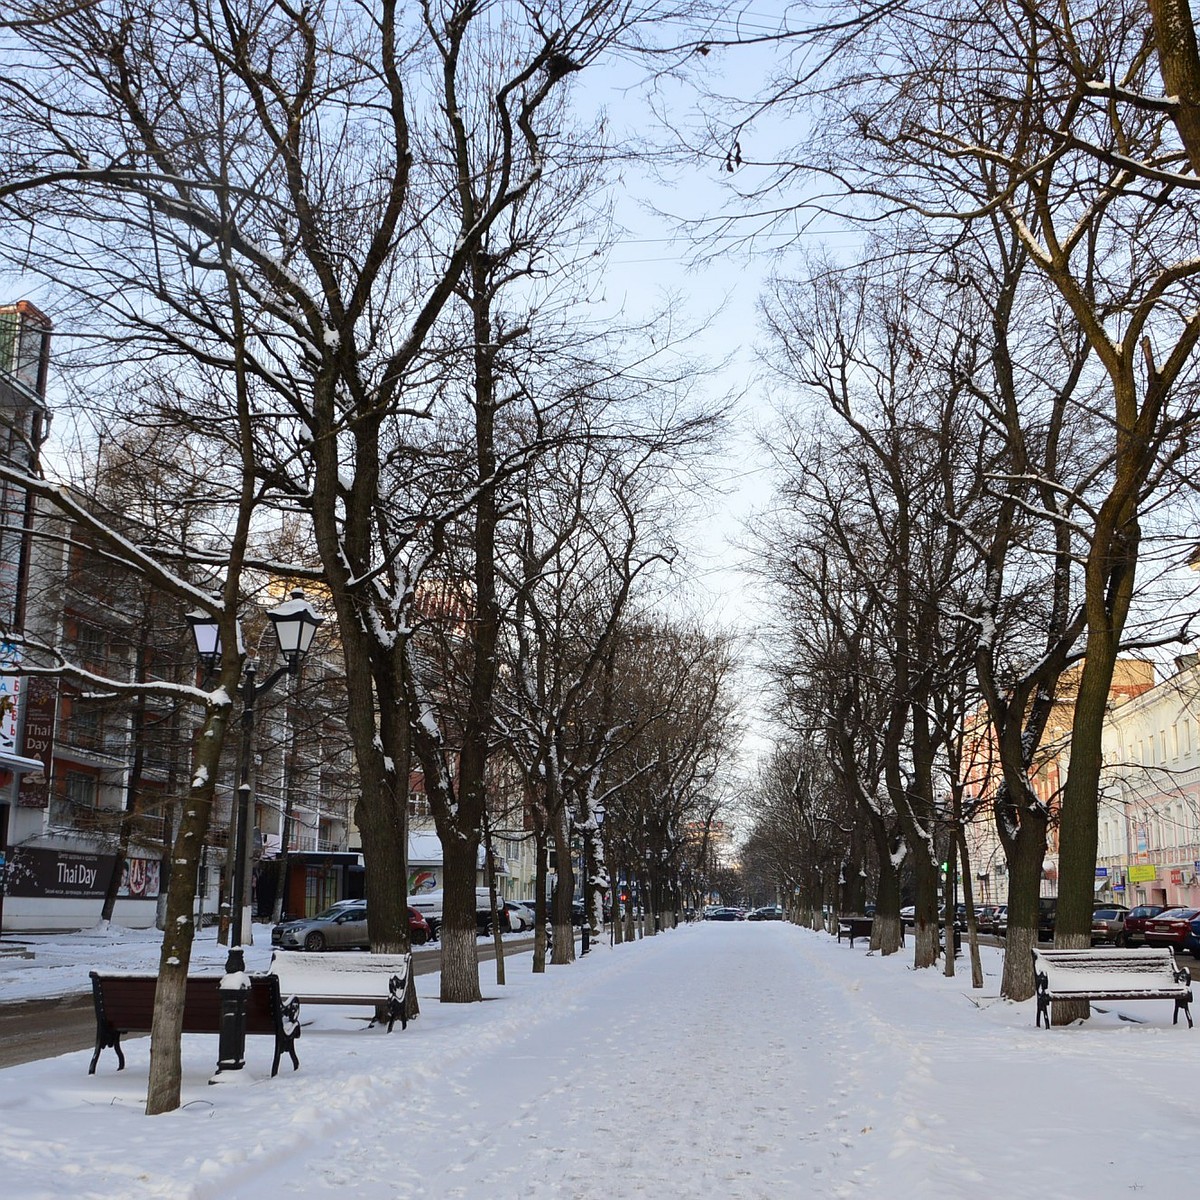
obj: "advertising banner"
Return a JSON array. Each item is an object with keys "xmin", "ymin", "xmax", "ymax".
[
  {"xmin": 21, "ymin": 675, "xmax": 56, "ymax": 769},
  {"xmin": 3, "ymin": 847, "xmax": 160, "ymax": 899}
]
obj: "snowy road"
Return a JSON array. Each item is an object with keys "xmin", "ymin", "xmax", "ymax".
[{"xmin": 1, "ymin": 921, "xmax": 1198, "ymax": 1198}]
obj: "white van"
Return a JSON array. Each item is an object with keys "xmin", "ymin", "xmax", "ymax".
[{"xmin": 407, "ymin": 888, "xmax": 496, "ymax": 938}]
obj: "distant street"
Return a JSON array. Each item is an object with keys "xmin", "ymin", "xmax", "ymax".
[{"xmin": 0, "ymin": 935, "xmax": 533, "ymax": 1070}]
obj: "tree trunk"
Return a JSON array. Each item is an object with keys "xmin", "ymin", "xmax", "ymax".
[
  {"xmin": 532, "ymin": 820, "xmax": 549, "ymax": 973},
  {"xmin": 1000, "ymin": 798, "xmax": 1048, "ymax": 1002},
  {"xmin": 956, "ymin": 823, "xmax": 984, "ymax": 990},
  {"xmin": 271, "ymin": 681, "xmax": 304, "ymax": 924},
  {"xmin": 911, "ymin": 851, "xmax": 941, "ymax": 969},
  {"xmin": 1149, "ymin": 0, "xmax": 1200, "ymax": 174},
  {"xmin": 867, "ymin": 821, "xmax": 904, "ymax": 955},
  {"xmin": 484, "ymin": 816, "xmax": 505, "ymax": 987},
  {"xmin": 155, "ymin": 798, "xmax": 175, "ymax": 933},
  {"xmin": 440, "ymin": 834, "xmax": 483, "ymax": 1002},
  {"xmin": 550, "ymin": 806, "xmax": 574, "ymax": 965},
  {"xmin": 146, "ymin": 699, "xmax": 231, "ymax": 1115},
  {"xmin": 871, "ymin": 864, "xmax": 903, "ymax": 955}
]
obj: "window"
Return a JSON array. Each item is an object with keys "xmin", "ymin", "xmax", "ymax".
[
  {"xmin": 1173, "ymin": 725, "xmax": 1180, "ymax": 759},
  {"xmin": 77, "ymin": 623, "xmax": 105, "ymax": 666},
  {"xmin": 49, "ymin": 770, "xmax": 98, "ymax": 828}
]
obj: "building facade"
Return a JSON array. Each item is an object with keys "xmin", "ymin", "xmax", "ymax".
[
  {"xmin": 962, "ymin": 659, "xmax": 1156, "ymax": 906},
  {"xmin": 1097, "ymin": 656, "xmax": 1200, "ymax": 911},
  {"xmin": 0, "ymin": 302, "xmax": 358, "ymax": 932}
]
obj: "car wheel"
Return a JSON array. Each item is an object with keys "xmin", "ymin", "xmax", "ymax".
[
  {"xmin": 1114, "ymin": 932, "xmax": 1126, "ymax": 947},
  {"xmin": 303, "ymin": 931, "xmax": 326, "ymax": 951}
]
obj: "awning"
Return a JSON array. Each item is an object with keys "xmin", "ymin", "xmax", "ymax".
[
  {"xmin": 0, "ymin": 751, "xmax": 50, "ymax": 773},
  {"xmin": 1094, "ymin": 877, "xmax": 1109, "ymax": 892}
]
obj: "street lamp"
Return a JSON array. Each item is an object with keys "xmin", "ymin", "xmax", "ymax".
[{"xmin": 189, "ymin": 588, "xmax": 324, "ymax": 1077}]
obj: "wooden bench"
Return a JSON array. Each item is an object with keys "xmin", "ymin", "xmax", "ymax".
[
  {"xmin": 269, "ymin": 950, "xmax": 413, "ymax": 1032},
  {"xmin": 837, "ymin": 916, "xmax": 875, "ymax": 946},
  {"xmin": 88, "ymin": 971, "xmax": 300, "ymax": 1076},
  {"xmin": 837, "ymin": 916, "xmax": 905, "ymax": 948},
  {"xmin": 1031, "ymin": 946, "xmax": 1194, "ymax": 1028}
]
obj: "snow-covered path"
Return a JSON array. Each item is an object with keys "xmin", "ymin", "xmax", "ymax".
[
  {"xmin": 2, "ymin": 920, "xmax": 1198, "ymax": 1198},
  {"xmin": 245, "ymin": 922, "xmax": 879, "ymax": 1198}
]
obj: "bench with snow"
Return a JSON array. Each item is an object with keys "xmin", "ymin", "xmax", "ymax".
[
  {"xmin": 1031, "ymin": 946, "xmax": 1194, "ymax": 1029},
  {"xmin": 88, "ymin": 971, "xmax": 300, "ymax": 1076},
  {"xmin": 268, "ymin": 950, "xmax": 412, "ymax": 1032}
]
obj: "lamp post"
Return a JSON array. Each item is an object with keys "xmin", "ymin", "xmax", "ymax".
[
  {"xmin": 579, "ymin": 815, "xmax": 591, "ymax": 957},
  {"xmin": 188, "ymin": 589, "xmax": 323, "ymax": 1077}
]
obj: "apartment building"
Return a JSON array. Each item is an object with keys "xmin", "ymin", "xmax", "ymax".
[
  {"xmin": 962, "ymin": 659, "xmax": 1156, "ymax": 905},
  {"xmin": 1097, "ymin": 656, "xmax": 1200, "ymax": 910},
  {"xmin": 0, "ymin": 302, "xmax": 357, "ymax": 932}
]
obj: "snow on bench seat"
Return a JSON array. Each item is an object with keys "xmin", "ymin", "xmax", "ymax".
[
  {"xmin": 1031, "ymin": 946, "xmax": 1193, "ymax": 1029},
  {"xmin": 269, "ymin": 950, "xmax": 413, "ymax": 1032}
]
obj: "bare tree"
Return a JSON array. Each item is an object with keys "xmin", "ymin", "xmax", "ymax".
[
  {"xmin": 0, "ymin": 0, "xmax": 697, "ymax": 1015},
  {"xmin": 713, "ymin": 0, "xmax": 1200, "ymax": 1009}
]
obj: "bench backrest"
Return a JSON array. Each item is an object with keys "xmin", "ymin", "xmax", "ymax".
[
  {"xmin": 1032, "ymin": 947, "xmax": 1188, "ymax": 994},
  {"xmin": 269, "ymin": 951, "xmax": 412, "ymax": 1001},
  {"xmin": 90, "ymin": 972, "xmax": 281, "ymax": 1033}
]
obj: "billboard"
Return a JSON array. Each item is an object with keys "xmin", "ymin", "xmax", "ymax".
[{"xmin": 3, "ymin": 846, "xmax": 160, "ymax": 899}]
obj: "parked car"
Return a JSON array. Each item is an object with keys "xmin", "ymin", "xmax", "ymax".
[
  {"xmin": 272, "ymin": 903, "xmax": 430, "ymax": 950},
  {"xmin": 501, "ymin": 900, "xmax": 535, "ymax": 932},
  {"xmin": 704, "ymin": 907, "xmax": 742, "ymax": 921},
  {"xmin": 1090, "ymin": 904, "xmax": 1130, "ymax": 945},
  {"xmin": 273, "ymin": 903, "xmax": 368, "ymax": 951},
  {"xmin": 1122, "ymin": 904, "xmax": 1166, "ymax": 947},
  {"xmin": 408, "ymin": 907, "xmax": 432, "ymax": 945},
  {"xmin": 1143, "ymin": 907, "xmax": 1200, "ymax": 955},
  {"xmin": 407, "ymin": 888, "xmax": 498, "ymax": 939},
  {"xmin": 993, "ymin": 904, "xmax": 1007, "ymax": 937},
  {"xmin": 953, "ymin": 903, "xmax": 995, "ymax": 931},
  {"xmin": 975, "ymin": 905, "xmax": 1001, "ymax": 934},
  {"xmin": 1037, "ymin": 897, "xmax": 1057, "ymax": 941},
  {"xmin": 900, "ymin": 905, "xmax": 916, "ymax": 926},
  {"xmin": 747, "ymin": 906, "xmax": 783, "ymax": 921}
]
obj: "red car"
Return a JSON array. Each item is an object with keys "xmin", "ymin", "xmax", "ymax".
[
  {"xmin": 1141, "ymin": 907, "xmax": 1200, "ymax": 951},
  {"xmin": 408, "ymin": 906, "xmax": 432, "ymax": 945},
  {"xmin": 1122, "ymin": 904, "xmax": 1166, "ymax": 947}
]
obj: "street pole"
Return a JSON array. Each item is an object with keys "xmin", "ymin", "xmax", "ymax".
[
  {"xmin": 215, "ymin": 660, "xmax": 257, "ymax": 1075},
  {"xmin": 198, "ymin": 589, "xmax": 323, "ymax": 1081},
  {"xmin": 580, "ymin": 820, "xmax": 591, "ymax": 956}
]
